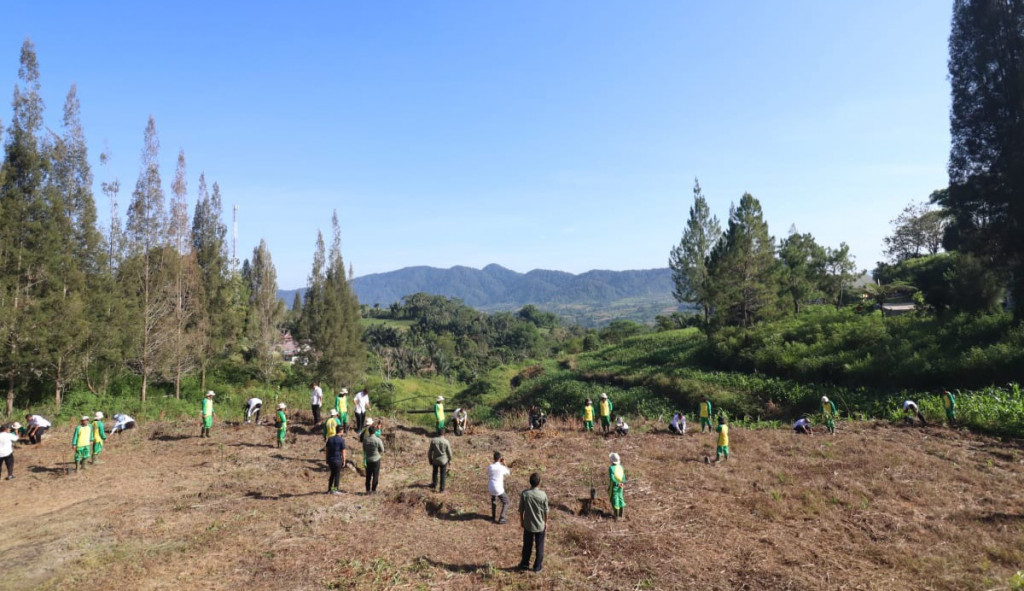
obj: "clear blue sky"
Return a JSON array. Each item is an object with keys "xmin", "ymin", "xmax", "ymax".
[{"xmin": 1, "ymin": 1, "xmax": 952, "ymax": 289}]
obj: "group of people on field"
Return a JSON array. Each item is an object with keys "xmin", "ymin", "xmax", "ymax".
[
  {"xmin": 0, "ymin": 411, "xmax": 136, "ymax": 479},
  {"xmin": 792, "ymin": 390, "xmax": 958, "ymax": 435}
]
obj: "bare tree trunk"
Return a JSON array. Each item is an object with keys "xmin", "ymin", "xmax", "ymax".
[{"xmin": 5, "ymin": 374, "xmax": 13, "ymax": 417}]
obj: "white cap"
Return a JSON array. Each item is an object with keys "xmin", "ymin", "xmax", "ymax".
[
  {"xmin": 206, "ymin": 391, "xmax": 215, "ymax": 398},
  {"xmin": 277, "ymin": 403, "xmax": 286, "ymax": 409},
  {"xmin": 600, "ymin": 393, "xmax": 608, "ymax": 399},
  {"xmin": 340, "ymin": 388, "xmax": 348, "ymax": 395},
  {"xmin": 366, "ymin": 417, "xmax": 375, "ymax": 426},
  {"xmin": 94, "ymin": 411, "xmax": 104, "ymax": 420},
  {"xmin": 822, "ymin": 396, "xmax": 829, "ymax": 403},
  {"xmin": 11, "ymin": 422, "xmax": 20, "ymax": 430},
  {"xmin": 609, "ymin": 452, "xmax": 621, "ymax": 464},
  {"xmin": 437, "ymin": 396, "xmax": 445, "ymax": 402},
  {"xmin": 329, "ymin": 409, "xmax": 338, "ymax": 416},
  {"xmin": 81, "ymin": 415, "xmax": 90, "ymax": 421}
]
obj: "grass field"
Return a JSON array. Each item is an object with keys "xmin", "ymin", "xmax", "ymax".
[{"xmin": 2, "ymin": 414, "xmax": 1023, "ymax": 590}]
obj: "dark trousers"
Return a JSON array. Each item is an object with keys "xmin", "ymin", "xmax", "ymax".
[
  {"xmin": 355, "ymin": 412, "xmax": 366, "ymax": 432},
  {"xmin": 328, "ymin": 460, "xmax": 343, "ymax": 491},
  {"xmin": 431, "ymin": 463, "xmax": 448, "ymax": 491},
  {"xmin": 520, "ymin": 529, "xmax": 545, "ymax": 571},
  {"xmin": 311, "ymin": 404, "xmax": 322, "ymax": 424},
  {"xmin": 1, "ymin": 454, "xmax": 12, "ymax": 477},
  {"xmin": 29, "ymin": 427, "xmax": 47, "ymax": 444},
  {"xmin": 365, "ymin": 460, "xmax": 380, "ymax": 492},
  {"xmin": 491, "ymin": 493, "xmax": 509, "ymax": 522}
]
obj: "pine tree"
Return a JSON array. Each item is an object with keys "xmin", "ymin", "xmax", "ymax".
[
  {"xmin": 668, "ymin": 179, "xmax": 722, "ymax": 325},
  {"xmin": 243, "ymin": 239, "xmax": 284, "ymax": 383},
  {"xmin": 191, "ymin": 174, "xmax": 232, "ymax": 389},
  {"xmin": 778, "ymin": 231, "xmax": 826, "ymax": 315},
  {"xmin": 162, "ymin": 150, "xmax": 200, "ymax": 399}
]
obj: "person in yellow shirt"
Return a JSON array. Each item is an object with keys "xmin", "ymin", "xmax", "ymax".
[
  {"xmin": 598, "ymin": 393, "xmax": 613, "ymax": 435},
  {"xmin": 90, "ymin": 412, "xmax": 107, "ymax": 465},
  {"xmin": 698, "ymin": 396, "xmax": 713, "ymax": 433},
  {"xmin": 72, "ymin": 416, "xmax": 93, "ymax": 472},
  {"xmin": 200, "ymin": 390, "xmax": 215, "ymax": 438},
  {"xmin": 714, "ymin": 416, "xmax": 729, "ymax": 463},
  {"xmin": 335, "ymin": 388, "xmax": 350, "ymax": 434},
  {"xmin": 582, "ymin": 399, "xmax": 595, "ymax": 432},
  {"xmin": 434, "ymin": 396, "xmax": 446, "ymax": 435},
  {"xmin": 608, "ymin": 452, "xmax": 626, "ymax": 520}
]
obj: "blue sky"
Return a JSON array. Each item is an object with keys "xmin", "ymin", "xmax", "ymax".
[{"xmin": 1, "ymin": 1, "xmax": 952, "ymax": 289}]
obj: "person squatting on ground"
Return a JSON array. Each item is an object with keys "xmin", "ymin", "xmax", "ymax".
[
  {"xmin": 353, "ymin": 387, "xmax": 370, "ymax": 434},
  {"xmin": 434, "ymin": 396, "xmax": 446, "ymax": 434},
  {"xmin": 793, "ymin": 417, "xmax": 813, "ymax": 435},
  {"xmin": 428, "ymin": 432, "xmax": 453, "ymax": 492},
  {"xmin": 200, "ymin": 391, "xmax": 215, "ymax": 438},
  {"xmin": 487, "ymin": 451, "xmax": 510, "ymax": 524},
  {"xmin": 325, "ymin": 428, "xmax": 347, "ymax": 495},
  {"xmin": 91, "ymin": 412, "xmax": 106, "ymax": 464},
  {"xmin": 715, "ymin": 416, "xmax": 730, "ymax": 463},
  {"xmin": 599, "ymin": 393, "xmax": 613, "ymax": 434},
  {"xmin": 582, "ymin": 399, "xmax": 595, "ymax": 432},
  {"xmin": 518, "ymin": 472, "xmax": 548, "ymax": 573},
  {"xmin": 310, "ymin": 380, "xmax": 323, "ymax": 425},
  {"xmin": 698, "ymin": 396, "xmax": 713, "ymax": 433},
  {"xmin": 615, "ymin": 416, "xmax": 629, "ymax": 436},
  {"xmin": 942, "ymin": 390, "xmax": 957, "ymax": 426},
  {"xmin": 244, "ymin": 398, "xmax": 263, "ymax": 424},
  {"xmin": 362, "ymin": 418, "xmax": 384, "ymax": 493},
  {"xmin": 821, "ymin": 396, "xmax": 838, "ymax": 434},
  {"xmin": 608, "ymin": 452, "xmax": 626, "ymax": 520},
  {"xmin": 669, "ymin": 412, "xmax": 686, "ymax": 435},
  {"xmin": 0, "ymin": 422, "xmax": 19, "ymax": 479},
  {"xmin": 453, "ymin": 408, "xmax": 468, "ymax": 436},
  {"xmin": 275, "ymin": 403, "xmax": 288, "ymax": 448},
  {"xmin": 903, "ymin": 400, "xmax": 927, "ymax": 426},
  {"xmin": 73, "ymin": 416, "xmax": 93, "ymax": 471},
  {"xmin": 110, "ymin": 414, "xmax": 136, "ymax": 434},
  {"xmin": 335, "ymin": 388, "xmax": 349, "ymax": 434},
  {"xmin": 528, "ymin": 406, "xmax": 546, "ymax": 430},
  {"xmin": 24, "ymin": 414, "xmax": 50, "ymax": 444}
]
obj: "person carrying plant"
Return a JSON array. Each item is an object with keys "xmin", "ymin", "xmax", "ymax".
[
  {"xmin": 200, "ymin": 390, "xmax": 215, "ymax": 438},
  {"xmin": 582, "ymin": 399, "xmax": 595, "ymax": 432},
  {"xmin": 72, "ymin": 416, "xmax": 93, "ymax": 472},
  {"xmin": 90, "ymin": 412, "xmax": 107, "ymax": 464},
  {"xmin": 820, "ymin": 396, "xmax": 838, "ymax": 435},
  {"xmin": 335, "ymin": 388, "xmax": 349, "ymax": 434},
  {"xmin": 599, "ymin": 393, "xmax": 613, "ymax": 434},
  {"xmin": 434, "ymin": 396, "xmax": 446, "ymax": 434},
  {"xmin": 608, "ymin": 452, "xmax": 626, "ymax": 520},
  {"xmin": 275, "ymin": 403, "xmax": 288, "ymax": 448},
  {"xmin": 698, "ymin": 396, "xmax": 713, "ymax": 433},
  {"xmin": 714, "ymin": 416, "xmax": 729, "ymax": 463},
  {"xmin": 941, "ymin": 390, "xmax": 957, "ymax": 426}
]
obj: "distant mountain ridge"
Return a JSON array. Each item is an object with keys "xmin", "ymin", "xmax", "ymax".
[{"xmin": 278, "ymin": 264, "xmax": 684, "ymax": 326}]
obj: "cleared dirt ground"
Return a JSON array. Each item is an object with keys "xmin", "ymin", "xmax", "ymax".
[{"xmin": 2, "ymin": 414, "xmax": 1023, "ymax": 591}]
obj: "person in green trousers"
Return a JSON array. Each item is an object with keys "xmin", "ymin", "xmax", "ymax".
[
  {"xmin": 434, "ymin": 396, "xmax": 446, "ymax": 434},
  {"xmin": 200, "ymin": 391, "xmax": 215, "ymax": 438},
  {"xmin": 582, "ymin": 399, "xmax": 595, "ymax": 432},
  {"xmin": 72, "ymin": 416, "xmax": 93, "ymax": 472},
  {"xmin": 598, "ymin": 393, "xmax": 613, "ymax": 434},
  {"xmin": 942, "ymin": 390, "xmax": 957, "ymax": 426},
  {"xmin": 608, "ymin": 452, "xmax": 626, "ymax": 520},
  {"xmin": 820, "ymin": 396, "xmax": 838, "ymax": 435},
  {"xmin": 275, "ymin": 403, "xmax": 288, "ymax": 449},
  {"xmin": 698, "ymin": 396, "xmax": 713, "ymax": 433},
  {"xmin": 335, "ymin": 388, "xmax": 350, "ymax": 434},
  {"xmin": 90, "ymin": 412, "xmax": 107, "ymax": 464}
]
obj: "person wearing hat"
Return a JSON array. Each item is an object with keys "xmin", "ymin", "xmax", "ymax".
[
  {"xmin": 323, "ymin": 409, "xmax": 342, "ymax": 442},
  {"xmin": 598, "ymin": 393, "xmax": 613, "ymax": 435},
  {"xmin": 793, "ymin": 417, "xmax": 814, "ymax": 435},
  {"xmin": 582, "ymin": 399, "xmax": 595, "ymax": 432},
  {"xmin": 698, "ymin": 396, "xmax": 713, "ymax": 433},
  {"xmin": 110, "ymin": 413, "xmax": 136, "ymax": 435},
  {"xmin": 275, "ymin": 403, "xmax": 288, "ymax": 449},
  {"xmin": 427, "ymin": 430, "xmax": 454, "ymax": 492},
  {"xmin": 72, "ymin": 416, "xmax": 93, "ymax": 471},
  {"xmin": 608, "ymin": 452, "xmax": 626, "ymax": 520},
  {"xmin": 90, "ymin": 412, "xmax": 107, "ymax": 464},
  {"xmin": 200, "ymin": 391, "xmax": 215, "ymax": 438},
  {"xmin": 0, "ymin": 422, "xmax": 19, "ymax": 479},
  {"xmin": 361, "ymin": 417, "xmax": 384, "ymax": 494},
  {"xmin": 434, "ymin": 396, "xmax": 446, "ymax": 435},
  {"xmin": 335, "ymin": 388, "xmax": 350, "ymax": 434},
  {"xmin": 820, "ymin": 396, "xmax": 838, "ymax": 435},
  {"xmin": 941, "ymin": 390, "xmax": 957, "ymax": 426},
  {"xmin": 243, "ymin": 397, "xmax": 263, "ymax": 424}
]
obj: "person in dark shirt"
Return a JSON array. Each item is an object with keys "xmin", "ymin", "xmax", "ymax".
[
  {"xmin": 518, "ymin": 472, "xmax": 549, "ymax": 573},
  {"xmin": 325, "ymin": 433, "xmax": 347, "ymax": 495}
]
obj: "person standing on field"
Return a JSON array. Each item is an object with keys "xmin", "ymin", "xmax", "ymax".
[
  {"xmin": 200, "ymin": 391, "xmax": 215, "ymax": 438},
  {"xmin": 335, "ymin": 388, "xmax": 349, "ymax": 434},
  {"xmin": 310, "ymin": 380, "xmax": 323, "ymax": 425},
  {"xmin": 941, "ymin": 390, "xmax": 957, "ymax": 426},
  {"xmin": 323, "ymin": 409, "xmax": 341, "ymax": 443},
  {"xmin": 91, "ymin": 412, "xmax": 107, "ymax": 464},
  {"xmin": 820, "ymin": 396, "xmax": 838, "ymax": 435},
  {"xmin": 698, "ymin": 396, "xmax": 713, "ymax": 433},
  {"xmin": 487, "ymin": 451, "xmax": 510, "ymax": 524},
  {"xmin": 582, "ymin": 399, "xmax": 595, "ymax": 432},
  {"xmin": 325, "ymin": 429, "xmax": 347, "ymax": 495},
  {"xmin": 362, "ymin": 418, "xmax": 384, "ymax": 493},
  {"xmin": 0, "ymin": 423, "xmax": 19, "ymax": 480},
  {"xmin": 608, "ymin": 452, "xmax": 626, "ymax": 520},
  {"xmin": 517, "ymin": 472, "xmax": 548, "ymax": 573},
  {"xmin": 275, "ymin": 403, "xmax": 288, "ymax": 448},
  {"xmin": 714, "ymin": 416, "xmax": 730, "ymax": 463},
  {"xmin": 72, "ymin": 416, "xmax": 93, "ymax": 472},
  {"xmin": 598, "ymin": 393, "xmax": 613, "ymax": 435},
  {"xmin": 353, "ymin": 387, "xmax": 370, "ymax": 434},
  {"xmin": 434, "ymin": 396, "xmax": 446, "ymax": 434},
  {"xmin": 428, "ymin": 432, "xmax": 453, "ymax": 492}
]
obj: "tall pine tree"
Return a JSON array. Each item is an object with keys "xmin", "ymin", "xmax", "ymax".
[{"xmin": 668, "ymin": 179, "xmax": 722, "ymax": 325}]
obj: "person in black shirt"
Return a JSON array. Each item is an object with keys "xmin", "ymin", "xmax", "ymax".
[{"xmin": 325, "ymin": 433, "xmax": 347, "ymax": 495}]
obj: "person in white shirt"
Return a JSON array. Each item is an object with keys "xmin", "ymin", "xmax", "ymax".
[
  {"xmin": 615, "ymin": 416, "xmax": 629, "ymax": 436},
  {"xmin": 353, "ymin": 388, "xmax": 370, "ymax": 433},
  {"xmin": 310, "ymin": 381, "xmax": 324, "ymax": 425},
  {"xmin": 793, "ymin": 417, "xmax": 813, "ymax": 435},
  {"xmin": 669, "ymin": 412, "xmax": 686, "ymax": 435},
  {"xmin": 487, "ymin": 451, "xmax": 511, "ymax": 524},
  {"xmin": 243, "ymin": 398, "xmax": 263, "ymax": 424},
  {"xmin": 24, "ymin": 414, "xmax": 51, "ymax": 444},
  {"xmin": 453, "ymin": 408, "xmax": 468, "ymax": 436},
  {"xmin": 902, "ymin": 400, "xmax": 927, "ymax": 426},
  {"xmin": 110, "ymin": 414, "xmax": 136, "ymax": 434},
  {"xmin": 0, "ymin": 422, "xmax": 19, "ymax": 479}
]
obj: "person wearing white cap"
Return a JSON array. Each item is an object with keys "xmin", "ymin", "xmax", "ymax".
[
  {"xmin": 110, "ymin": 413, "xmax": 136, "ymax": 434},
  {"xmin": 434, "ymin": 396, "xmax": 446, "ymax": 435},
  {"xmin": 72, "ymin": 416, "xmax": 93, "ymax": 471},
  {"xmin": 608, "ymin": 452, "xmax": 626, "ymax": 520},
  {"xmin": 335, "ymin": 388, "xmax": 350, "ymax": 434},
  {"xmin": 323, "ymin": 409, "xmax": 341, "ymax": 442},
  {"xmin": 275, "ymin": 403, "xmax": 288, "ymax": 449},
  {"xmin": 598, "ymin": 393, "xmax": 613, "ymax": 435},
  {"xmin": 0, "ymin": 422, "xmax": 19, "ymax": 479},
  {"xmin": 361, "ymin": 417, "xmax": 384, "ymax": 493},
  {"xmin": 820, "ymin": 396, "xmax": 838, "ymax": 434},
  {"xmin": 90, "ymin": 412, "xmax": 107, "ymax": 464},
  {"xmin": 200, "ymin": 391, "xmax": 215, "ymax": 438}
]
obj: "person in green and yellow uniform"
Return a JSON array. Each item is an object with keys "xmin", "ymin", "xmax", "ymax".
[
  {"xmin": 582, "ymin": 399, "xmax": 595, "ymax": 432},
  {"xmin": 598, "ymin": 393, "xmax": 613, "ymax": 435},
  {"xmin": 608, "ymin": 452, "xmax": 626, "ymax": 520},
  {"xmin": 324, "ymin": 409, "xmax": 341, "ymax": 442},
  {"xmin": 820, "ymin": 396, "xmax": 838, "ymax": 435},
  {"xmin": 275, "ymin": 403, "xmax": 288, "ymax": 449},
  {"xmin": 714, "ymin": 416, "xmax": 729, "ymax": 463},
  {"xmin": 335, "ymin": 388, "xmax": 350, "ymax": 434},
  {"xmin": 434, "ymin": 396, "xmax": 446, "ymax": 435},
  {"xmin": 698, "ymin": 396, "xmax": 713, "ymax": 433},
  {"xmin": 90, "ymin": 412, "xmax": 107, "ymax": 464},
  {"xmin": 200, "ymin": 390, "xmax": 215, "ymax": 438},
  {"xmin": 72, "ymin": 416, "xmax": 93, "ymax": 472},
  {"xmin": 942, "ymin": 390, "xmax": 957, "ymax": 426}
]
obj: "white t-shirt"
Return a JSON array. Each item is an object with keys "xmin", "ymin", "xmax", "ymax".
[
  {"xmin": 311, "ymin": 386, "xmax": 323, "ymax": 406},
  {"xmin": 902, "ymin": 400, "xmax": 918, "ymax": 412},
  {"xmin": 354, "ymin": 391, "xmax": 369, "ymax": 413},
  {"xmin": 111, "ymin": 414, "xmax": 135, "ymax": 431},
  {"xmin": 28, "ymin": 415, "xmax": 51, "ymax": 428},
  {"xmin": 487, "ymin": 461, "xmax": 510, "ymax": 496},
  {"xmin": 0, "ymin": 432, "xmax": 17, "ymax": 457},
  {"xmin": 246, "ymin": 398, "xmax": 263, "ymax": 408}
]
